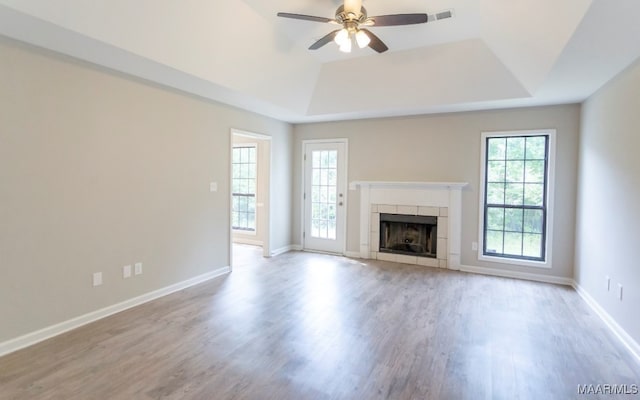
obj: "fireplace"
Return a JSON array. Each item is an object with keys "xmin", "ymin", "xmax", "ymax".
[
  {"xmin": 350, "ymin": 181, "xmax": 468, "ymax": 269},
  {"xmin": 379, "ymin": 214, "xmax": 437, "ymax": 258}
]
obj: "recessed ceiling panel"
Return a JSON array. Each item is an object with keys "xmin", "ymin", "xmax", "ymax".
[{"xmin": 306, "ymin": 39, "xmax": 530, "ymax": 116}]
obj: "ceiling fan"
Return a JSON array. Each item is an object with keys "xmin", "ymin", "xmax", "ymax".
[{"xmin": 277, "ymin": 0, "xmax": 451, "ymax": 53}]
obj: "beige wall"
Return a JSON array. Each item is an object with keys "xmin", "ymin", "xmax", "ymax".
[
  {"xmin": 0, "ymin": 38, "xmax": 293, "ymax": 343},
  {"xmin": 293, "ymin": 105, "xmax": 580, "ymax": 279},
  {"xmin": 576, "ymin": 59, "xmax": 640, "ymax": 344}
]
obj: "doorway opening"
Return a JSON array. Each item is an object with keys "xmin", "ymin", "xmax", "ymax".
[{"xmin": 230, "ymin": 129, "xmax": 272, "ymax": 269}]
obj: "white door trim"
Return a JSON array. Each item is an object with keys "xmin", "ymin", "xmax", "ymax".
[{"xmin": 301, "ymin": 138, "xmax": 349, "ymax": 255}]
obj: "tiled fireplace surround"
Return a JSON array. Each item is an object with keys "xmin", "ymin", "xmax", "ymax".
[{"xmin": 349, "ymin": 181, "xmax": 468, "ymax": 270}]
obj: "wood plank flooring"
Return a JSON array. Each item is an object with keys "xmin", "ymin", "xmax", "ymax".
[{"xmin": 1, "ymin": 246, "xmax": 639, "ymax": 399}]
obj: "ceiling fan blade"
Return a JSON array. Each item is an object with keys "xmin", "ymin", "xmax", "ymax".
[
  {"xmin": 277, "ymin": 12, "xmax": 334, "ymax": 24},
  {"xmin": 360, "ymin": 29, "xmax": 388, "ymax": 53},
  {"xmin": 369, "ymin": 13, "xmax": 428, "ymax": 26},
  {"xmin": 309, "ymin": 30, "xmax": 341, "ymax": 50}
]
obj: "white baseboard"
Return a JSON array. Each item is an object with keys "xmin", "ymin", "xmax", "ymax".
[
  {"xmin": 572, "ymin": 281, "xmax": 640, "ymax": 363},
  {"xmin": 0, "ymin": 266, "xmax": 230, "ymax": 358},
  {"xmin": 345, "ymin": 251, "xmax": 363, "ymax": 258},
  {"xmin": 459, "ymin": 264, "xmax": 574, "ymax": 286},
  {"xmin": 270, "ymin": 245, "xmax": 301, "ymax": 257}
]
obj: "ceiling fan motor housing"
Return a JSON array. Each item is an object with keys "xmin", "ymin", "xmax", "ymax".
[{"xmin": 335, "ymin": 5, "xmax": 368, "ymax": 25}]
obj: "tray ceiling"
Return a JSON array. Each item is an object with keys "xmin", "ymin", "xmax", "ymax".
[{"xmin": 1, "ymin": 0, "xmax": 640, "ymax": 122}]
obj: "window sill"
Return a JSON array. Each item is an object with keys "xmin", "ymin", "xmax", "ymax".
[
  {"xmin": 478, "ymin": 254, "xmax": 551, "ymax": 269},
  {"xmin": 233, "ymin": 229, "xmax": 257, "ymax": 236}
]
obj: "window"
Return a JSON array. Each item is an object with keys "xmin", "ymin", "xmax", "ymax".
[
  {"xmin": 232, "ymin": 145, "xmax": 257, "ymax": 232},
  {"xmin": 479, "ymin": 130, "xmax": 555, "ymax": 267}
]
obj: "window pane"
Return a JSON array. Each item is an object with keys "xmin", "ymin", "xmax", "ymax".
[
  {"xmin": 526, "ymin": 136, "xmax": 546, "ymax": 160},
  {"xmin": 238, "ymin": 179, "xmax": 247, "ymax": 194},
  {"xmin": 328, "ymin": 169, "xmax": 337, "ymax": 186},
  {"xmin": 328, "ymin": 187, "xmax": 337, "ymax": 203},
  {"xmin": 506, "ymin": 160, "xmax": 525, "ymax": 183},
  {"xmin": 328, "ymin": 151, "xmax": 338, "ymax": 168},
  {"xmin": 321, "ymin": 151, "xmax": 329, "ymax": 168},
  {"xmin": 506, "ymin": 137, "xmax": 525, "ymax": 160},
  {"xmin": 525, "ymin": 160, "xmax": 545, "ymax": 183},
  {"xmin": 247, "ymin": 212, "xmax": 256, "ymax": 230},
  {"xmin": 524, "ymin": 209, "xmax": 543, "ymax": 233},
  {"xmin": 524, "ymin": 184, "xmax": 544, "ymax": 206},
  {"xmin": 232, "ymin": 211, "xmax": 239, "ymax": 227},
  {"xmin": 328, "ymin": 219, "xmax": 337, "ymax": 240},
  {"xmin": 312, "ymin": 152, "xmax": 320, "ymax": 168},
  {"xmin": 504, "ymin": 208, "xmax": 523, "ymax": 232},
  {"xmin": 504, "ymin": 232, "xmax": 523, "ymax": 256},
  {"xmin": 312, "ymin": 203, "xmax": 322, "ymax": 219},
  {"xmin": 488, "ymin": 161, "xmax": 506, "ymax": 182},
  {"xmin": 328, "ymin": 204, "xmax": 337, "ymax": 221},
  {"xmin": 505, "ymin": 183, "xmax": 524, "ymax": 205},
  {"xmin": 232, "ymin": 148, "xmax": 241, "ymax": 163},
  {"xmin": 485, "ymin": 230, "xmax": 504, "ymax": 254},
  {"xmin": 523, "ymin": 233, "xmax": 543, "ymax": 258},
  {"xmin": 320, "ymin": 169, "xmax": 328, "ymax": 186},
  {"xmin": 248, "ymin": 147, "xmax": 256, "ymax": 163},
  {"xmin": 486, "ymin": 207, "xmax": 504, "ymax": 230},
  {"xmin": 488, "ymin": 138, "xmax": 506, "ymax": 160},
  {"xmin": 487, "ymin": 183, "xmax": 505, "ymax": 204},
  {"xmin": 320, "ymin": 186, "xmax": 328, "ymax": 203},
  {"xmin": 312, "ymin": 170, "xmax": 320, "ymax": 185},
  {"xmin": 232, "ymin": 196, "xmax": 239, "ymax": 211}
]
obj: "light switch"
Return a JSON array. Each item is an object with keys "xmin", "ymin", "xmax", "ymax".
[{"xmin": 210, "ymin": 182, "xmax": 218, "ymax": 192}]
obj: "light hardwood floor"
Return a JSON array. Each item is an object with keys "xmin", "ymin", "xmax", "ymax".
[{"xmin": 1, "ymin": 247, "xmax": 638, "ymax": 399}]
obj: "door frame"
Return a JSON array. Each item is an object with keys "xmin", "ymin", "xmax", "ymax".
[
  {"xmin": 230, "ymin": 128, "xmax": 272, "ymax": 270},
  {"xmin": 301, "ymin": 138, "xmax": 349, "ymax": 255}
]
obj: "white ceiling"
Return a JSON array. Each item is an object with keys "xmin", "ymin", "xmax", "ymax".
[{"xmin": 1, "ymin": 0, "xmax": 640, "ymax": 123}]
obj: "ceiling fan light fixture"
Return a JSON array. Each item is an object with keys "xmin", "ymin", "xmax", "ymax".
[
  {"xmin": 355, "ymin": 30, "xmax": 370, "ymax": 48},
  {"xmin": 334, "ymin": 28, "xmax": 349, "ymax": 46},
  {"xmin": 339, "ymin": 37, "xmax": 352, "ymax": 53}
]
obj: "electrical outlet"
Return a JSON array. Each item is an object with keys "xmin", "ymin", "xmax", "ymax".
[
  {"xmin": 618, "ymin": 284, "xmax": 623, "ymax": 301},
  {"xmin": 134, "ymin": 262, "xmax": 143, "ymax": 276},
  {"xmin": 93, "ymin": 272, "xmax": 103, "ymax": 287},
  {"xmin": 472, "ymin": 242, "xmax": 478, "ymax": 251},
  {"xmin": 606, "ymin": 276, "xmax": 610, "ymax": 291},
  {"xmin": 123, "ymin": 265, "xmax": 132, "ymax": 279}
]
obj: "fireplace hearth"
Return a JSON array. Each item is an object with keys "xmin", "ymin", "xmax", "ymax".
[{"xmin": 379, "ymin": 213, "xmax": 437, "ymax": 258}]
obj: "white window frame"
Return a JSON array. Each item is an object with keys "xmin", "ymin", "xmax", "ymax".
[
  {"xmin": 232, "ymin": 143, "xmax": 258, "ymax": 235},
  {"xmin": 478, "ymin": 129, "xmax": 556, "ymax": 269}
]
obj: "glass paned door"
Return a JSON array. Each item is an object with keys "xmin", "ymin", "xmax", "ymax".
[{"xmin": 304, "ymin": 141, "xmax": 346, "ymax": 254}]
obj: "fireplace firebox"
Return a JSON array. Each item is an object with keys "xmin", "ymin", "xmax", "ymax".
[{"xmin": 379, "ymin": 213, "xmax": 437, "ymax": 258}]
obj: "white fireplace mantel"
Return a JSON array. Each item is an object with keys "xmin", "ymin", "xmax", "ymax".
[
  {"xmin": 350, "ymin": 181, "xmax": 468, "ymax": 269},
  {"xmin": 349, "ymin": 181, "xmax": 468, "ymax": 191}
]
